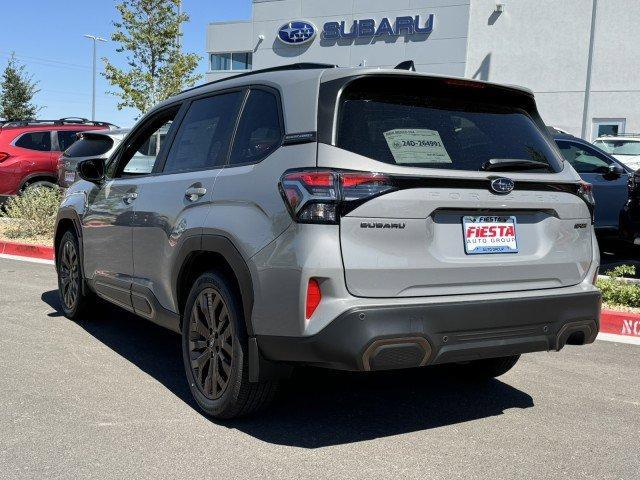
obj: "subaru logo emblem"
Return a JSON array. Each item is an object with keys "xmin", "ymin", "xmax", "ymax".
[
  {"xmin": 277, "ymin": 20, "xmax": 317, "ymax": 45},
  {"xmin": 490, "ymin": 177, "xmax": 515, "ymax": 194}
]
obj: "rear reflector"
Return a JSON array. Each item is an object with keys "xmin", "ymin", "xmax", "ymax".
[{"xmin": 306, "ymin": 278, "xmax": 322, "ymax": 319}]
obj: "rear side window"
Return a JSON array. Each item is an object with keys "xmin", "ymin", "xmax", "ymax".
[
  {"xmin": 162, "ymin": 91, "xmax": 243, "ymax": 173},
  {"xmin": 14, "ymin": 131, "xmax": 51, "ymax": 151},
  {"xmin": 229, "ymin": 89, "xmax": 282, "ymax": 166},
  {"xmin": 335, "ymin": 77, "xmax": 558, "ymax": 172},
  {"xmin": 57, "ymin": 130, "xmax": 82, "ymax": 151},
  {"xmin": 64, "ymin": 135, "xmax": 114, "ymax": 158}
]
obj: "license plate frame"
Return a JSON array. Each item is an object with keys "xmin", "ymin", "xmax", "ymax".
[{"xmin": 462, "ymin": 215, "xmax": 518, "ymax": 255}]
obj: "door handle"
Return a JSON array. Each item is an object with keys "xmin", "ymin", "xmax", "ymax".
[
  {"xmin": 185, "ymin": 187, "xmax": 207, "ymax": 202},
  {"xmin": 122, "ymin": 192, "xmax": 138, "ymax": 205}
]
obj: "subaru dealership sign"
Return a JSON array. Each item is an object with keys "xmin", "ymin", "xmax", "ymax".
[
  {"xmin": 277, "ymin": 20, "xmax": 317, "ymax": 45},
  {"xmin": 277, "ymin": 14, "xmax": 435, "ymax": 45},
  {"xmin": 324, "ymin": 14, "xmax": 434, "ymax": 39}
]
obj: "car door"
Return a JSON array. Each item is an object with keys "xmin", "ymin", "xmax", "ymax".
[
  {"xmin": 556, "ymin": 139, "xmax": 629, "ymax": 229},
  {"xmin": 11, "ymin": 131, "xmax": 55, "ymax": 187},
  {"xmin": 131, "ymin": 89, "xmax": 246, "ymax": 316},
  {"xmin": 82, "ymin": 106, "xmax": 182, "ymax": 311}
]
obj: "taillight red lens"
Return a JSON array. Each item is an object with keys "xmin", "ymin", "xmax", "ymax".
[
  {"xmin": 578, "ymin": 180, "xmax": 595, "ymax": 223},
  {"xmin": 279, "ymin": 169, "xmax": 395, "ymax": 224},
  {"xmin": 286, "ymin": 171, "xmax": 334, "ymax": 187},
  {"xmin": 0, "ymin": 152, "xmax": 10, "ymax": 163},
  {"xmin": 306, "ymin": 278, "xmax": 322, "ymax": 319}
]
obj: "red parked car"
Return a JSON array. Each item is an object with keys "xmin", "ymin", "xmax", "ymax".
[{"xmin": 0, "ymin": 118, "xmax": 115, "ymax": 201}]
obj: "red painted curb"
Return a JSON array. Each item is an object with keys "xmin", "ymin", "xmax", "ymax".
[
  {"xmin": 601, "ymin": 309, "xmax": 640, "ymax": 338},
  {"xmin": 0, "ymin": 241, "xmax": 54, "ymax": 261}
]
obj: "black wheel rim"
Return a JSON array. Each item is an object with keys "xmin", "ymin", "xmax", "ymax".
[
  {"xmin": 59, "ymin": 240, "xmax": 79, "ymax": 311},
  {"xmin": 188, "ymin": 288, "xmax": 234, "ymax": 400}
]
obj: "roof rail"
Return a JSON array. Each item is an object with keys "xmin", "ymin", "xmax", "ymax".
[
  {"xmin": 0, "ymin": 117, "xmax": 118, "ymax": 129},
  {"xmin": 178, "ymin": 62, "xmax": 338, "ymax": 96}
]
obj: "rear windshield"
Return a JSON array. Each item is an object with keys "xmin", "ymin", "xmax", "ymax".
[
  {"xmin": 64, "ymin": 135, "xmax": 113, "ymax": 158},
  {"xmin": 335, "ymin": 77, "xmax": 558, "ymax": 172}
]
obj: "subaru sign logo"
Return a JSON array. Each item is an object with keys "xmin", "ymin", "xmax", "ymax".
[
  {"xmin": 490, "ymin": 178, "xmax": 515, "ymax": 194},
  {"xmin": 277, "ymin": 21, "xmax": 317, "ymax": 45}
]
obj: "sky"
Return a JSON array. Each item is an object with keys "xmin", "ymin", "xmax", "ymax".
[{"xmin": 0, "ymin": 0, "xmax": 252, "ymax": 128}]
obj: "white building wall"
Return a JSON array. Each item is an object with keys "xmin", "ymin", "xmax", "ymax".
[
  {"xmin": 466, "ymin": 0, "xmax": 640, "ymax": 139},
  {"xmin": 207, "ymin": 0, "xmax": 472, "ymax": 81}
]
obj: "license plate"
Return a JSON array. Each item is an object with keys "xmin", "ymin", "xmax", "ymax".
[
  {"xmin": 463, "ymin": 215, "xmax": 518, "ymax": 254},
  {"xmin": 64, "ymin": 171, "xmax": 76, "ymax": 183}
]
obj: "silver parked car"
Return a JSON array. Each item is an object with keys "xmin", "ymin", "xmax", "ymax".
[
  {"xmin": 57, "ymin": 127, "xmax": 169, "ymax": 187},
  {"xmin": 54, "ymin": 63, "xmax": 601, "ymax": 418},
  {"xmin": 57, "ymin": 129, "xmax": 129, "ymax": 187}
]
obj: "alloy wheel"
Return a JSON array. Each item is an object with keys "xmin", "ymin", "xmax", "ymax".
[
  {"xmin": 59, "ymin": 240, "xmax": 79, "ymax": 311},
  {"xmin": 188, "ymin": 288, "xmax": 234, "ymax": 400}
]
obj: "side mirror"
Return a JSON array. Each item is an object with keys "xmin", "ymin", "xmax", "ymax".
[
  {"xmin": 608, "ymin": 164, "xmax": 625, "ymax": 177},
  {"xmin": 77, "ymin": 158, "xmax": 105, "ymax": 184}
]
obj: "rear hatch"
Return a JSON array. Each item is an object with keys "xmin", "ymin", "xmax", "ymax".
[{"xmin": 317, "ymin": 74, "xmax": 594, "ymax": 298}]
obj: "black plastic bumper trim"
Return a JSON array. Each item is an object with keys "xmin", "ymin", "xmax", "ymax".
[{"xmin": 256, "ymin": 290, "xmax": 601, "ymax": 371}]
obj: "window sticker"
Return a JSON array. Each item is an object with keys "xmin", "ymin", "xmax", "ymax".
[{"xmin": 383, "ymin": 129, "xmax": 452, "ymax": 164}]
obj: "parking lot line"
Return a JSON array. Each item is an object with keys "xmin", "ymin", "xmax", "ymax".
[
  {"xmin": 0, "ymin": 253, "xmax": 54, "ymax": 265},
  {"xmin": 596, "ymin": 332, "xmax": 640, "ymax": 346}
]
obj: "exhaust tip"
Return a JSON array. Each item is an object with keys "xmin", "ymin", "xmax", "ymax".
[
  {"xmin": 362, "ymin": 337, "xmax": 432, "ymax": 371},
  {"xmin": 556, "ymin": 320, "xmax": 598, "ymax": 349}
]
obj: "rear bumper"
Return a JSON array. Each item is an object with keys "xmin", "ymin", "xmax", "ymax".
[{"xmin": 257, "ymin": 290, "xmax": 601, "ymax": 371}]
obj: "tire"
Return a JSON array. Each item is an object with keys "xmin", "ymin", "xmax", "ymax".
[
  {"xmin": 56, "ymin": 230, "xmax": 94, "ymax": 320},
  {"xmin": 455, "ymin": 355, "xmax": 520, "ymax": 380},
  {"xmin": 181, "ymin": 271, "xmax": 277, "ymax": 419}
]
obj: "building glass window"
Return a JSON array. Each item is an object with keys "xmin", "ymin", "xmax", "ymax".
[{"xmin": 210, "ymin": 52, "xmax": 252, "ymax": 71}]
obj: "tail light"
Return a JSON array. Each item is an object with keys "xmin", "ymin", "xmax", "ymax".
[
  {"xmin": 280, "ymin": 169, "xmax": 396, "ymax": 224},
  {"xmin": 305, "ymin": 278, "xmax": 322, "ymax": 319},
  {"xmin": 577, "ymin": 181, "xmax": 595, "ymax": 223},
  {"xmin": 0, "ymin": 152, "xmax": 10, "ymax": 163}
]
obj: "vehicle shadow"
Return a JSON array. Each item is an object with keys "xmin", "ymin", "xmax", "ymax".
[{"xmin": 42, "ymin": 289, "xmax": 534, "ymax": 449}]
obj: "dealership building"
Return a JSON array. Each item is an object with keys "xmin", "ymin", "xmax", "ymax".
[{"xmin": 206, "ymin": 0, "xmax": 640, "ymax": 140}]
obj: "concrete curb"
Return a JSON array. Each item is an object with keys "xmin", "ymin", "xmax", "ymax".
[
  {"xmin": 0, "ymin": 241, "xmax": 54, "ymax": 261},
  {"xmin": 600, "ymin": 309, "xmax": 640, "ymax": 338}
]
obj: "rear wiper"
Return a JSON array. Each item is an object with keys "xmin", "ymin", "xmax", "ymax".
[{"xmin": 481, "ymin": 158, "xmax": 551, "ymax": 172}]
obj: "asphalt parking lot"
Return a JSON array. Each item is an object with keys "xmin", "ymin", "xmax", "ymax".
[{"xmin": 0, "ymin": 257, "xmax": 638, "ymax": 480}]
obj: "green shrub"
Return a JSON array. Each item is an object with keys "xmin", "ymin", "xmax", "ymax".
[
  {"xmin": 597, "ymin": 265, "xmax": 640, "ymax": 308},
  {"xmin": 1, "ymin": 186, "xmax": 62, "ymax": 239}
]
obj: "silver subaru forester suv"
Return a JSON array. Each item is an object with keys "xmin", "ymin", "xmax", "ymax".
[{"xmin": 54, "ymin": 63, "xmax": 601, "ymax": 418}]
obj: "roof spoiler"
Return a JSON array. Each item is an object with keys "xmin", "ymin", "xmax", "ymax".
[{"xmin": 395, "ymin": 60, "xmax": 416, "ymax": 72}]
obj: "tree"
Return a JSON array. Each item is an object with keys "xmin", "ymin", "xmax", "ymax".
[
  {"xmin": 0, "ymin": 53, "xmax": 40, "ymax": 121},
  {"xmin": 103, "ymin": 0, "xmax": 202, "ymax": 116}
]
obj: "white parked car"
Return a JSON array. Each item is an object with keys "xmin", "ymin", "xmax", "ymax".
[{"xmin": 593, "ymin": 135, "xmax": 640, "ymax": 171}]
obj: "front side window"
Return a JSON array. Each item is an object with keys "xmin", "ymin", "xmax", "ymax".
[
  {"xmin": 57, "ymin": 130, "xmax": 82, "ymax": 151},
  {"xmin": 109, "ymin": 107, "xmax": 179, "ymax": 178},
  {"xmin": 594, "ymin": 140, "xmax": 640, "ymax": 156},
  {"xmin": 557, "ymin": 141, "xmax": 611, "ymax": 174},
  {"xmin": 229, "ymin": 89, "xmax": 282, "ymax": 166},
  {"xmin": 210, "ymin": 52, "xmax": 252, "ymax": 71},
  {"xmin": 335, "ymin": 77, "xmax": 558, "ymax": 172},
  {"xmin": 14, "ymin": 131, "xmax": 51, "ymax": 151},
  {"xmin": 162, "ymin": 91, "xmax": 243, "ymax": 173}
]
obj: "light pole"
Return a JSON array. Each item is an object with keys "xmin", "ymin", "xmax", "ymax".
[{"xmin": 83, "ymin": 34, "xmax": 106, "ymax": 121}]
